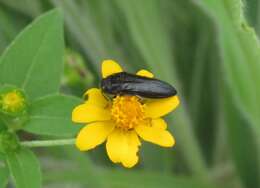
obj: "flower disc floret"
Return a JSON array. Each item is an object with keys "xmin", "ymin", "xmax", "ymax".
[{"xmin": 111, "ymin": 96, "xmax": 144, "ymax": 130}]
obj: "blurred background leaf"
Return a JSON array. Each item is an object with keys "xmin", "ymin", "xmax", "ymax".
[
  {"xmin": 200, "ymin": 0, "xmax": 260, "ymax": 187},
  {"xmin": 0, "ymin": 0, "xmax": 42, "ymax": 17}
]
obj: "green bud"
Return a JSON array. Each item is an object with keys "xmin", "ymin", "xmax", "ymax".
[
  {"xmin": 63, "ymin": 49, "xmax": 94, "ymax": 95},
  {"xmin": 0, "ymin": 85, "xmax": 29, "ymax": 131},
  {"xmin": 0, "ymin": 131, "xmax": 20, "ymax": 154}
]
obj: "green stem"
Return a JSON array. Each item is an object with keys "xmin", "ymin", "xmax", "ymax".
[{"xmin": 21, "ymin": 138, "xmax": 76, "ymax": 148}]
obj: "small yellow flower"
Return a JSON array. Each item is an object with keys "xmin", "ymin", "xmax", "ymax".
[
  {"xmin": 0, "ymin": 89, "xmax": 26, "ymax": 114},
  {"xmin": 72, "ymin": 60, "xmax": 180, "ymax": 168}
]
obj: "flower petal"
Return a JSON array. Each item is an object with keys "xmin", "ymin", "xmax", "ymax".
[
  {"xmin": 72, "ymin": 103, "xmax": 111, "ymax": 123},
  {"xmin": 106, "ymin": 129, "xmax": 141, "ymax": 168},
  {"xmin": 135, "ymin": 124, "xmax": 175, "ymax": 147},
  {"xmin": 76, "ymin": 121, "xmax": 115, "ymax": 151},
  {"xmin": 136, "ymin": 69, "xmax": 154, "ymax": 78},
  {"xmin": 152, "ymin": 118, "xmax": 167, "ymax": 129},
  {"xmin": 83, "ymin": 88, "xmax": 108, "ymax": 107},
  {"xmin": 102, "ymin": 60, "xmax": 123, "ymax": 78},
  {"xmin": 144, "ymin": 96, "xmax": 180, "ymax": 118}
]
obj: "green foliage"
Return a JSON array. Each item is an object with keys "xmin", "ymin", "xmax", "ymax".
[
  {"xmin": 0, "ymin": 0, "xmax": 42, "ymax": 17},
  {"xmin": 0, "ymin": 8, "xmax": 81, "ymax": 187},
  {"xmin": 0, "ymin": 119, "xmax": 6, "ymax": 131},
  {"xmin": 0, "ymin": 159, "xmax": 9, "ymax": 188},
  {"xmin": 6, "ymin": 147, "xmax": 41, "ymax": 188},
  {"xmin": 200, "ymin": 0, "xmax": 260, "ymax": 187},
  {"xmin": 224, "ymin": 90, "xmax": 259, "ymax": 188},
  {"xmin": 0, "ymin": 9, "xmax": 64, "ymax": 101},
  {"xmin": 63, "ymin": 49, "xmax": 95, "ymax": 96},
  {"xmin": 24, "ymin": 94, "xmax": 82, "ymax": 137},
  {"xmin": 99, "ymin": 170, "xmax": 210, "ymax": 188},
  {"xmin": 0, "ymin": 131, "xmax": 20, "ymax": 153},
  {"xmin": 201, "ymin": 0, "xmax": 260, "ymax": 135},
  {"xmin": 165, "ymin": 1, "xmax": 220, "ymax": 164},
  {"xmin": 0, "ymin": 0, "xmax": 259, "ymax": 188}
]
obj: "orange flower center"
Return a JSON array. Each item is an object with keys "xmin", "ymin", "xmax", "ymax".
[{"xmin": 111, "ymin": 96, "xmax": 144, "ymax": 130}]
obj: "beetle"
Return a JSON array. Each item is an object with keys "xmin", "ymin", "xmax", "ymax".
[{"xmin": 101, "ymin": 72, "xmax": 177, "ymax": 98}]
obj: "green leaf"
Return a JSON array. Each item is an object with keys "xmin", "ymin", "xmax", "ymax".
[
  {"xmin": 0, "ymin": 6, "xmax": 19, "ymax": 53},
  {"xmin": 201, "ymin": 0, "xmax": 260, "ymax": 137},
  {"xmin": 0, "ymin": 0, "xmax": 42, "ymax": 17},
  {"xmin": 100, "ymin": 170, "xmax": 211, "ymax": 188},
  {"xmin": 40, "ymin": 147, "xmax": 104, "ymax": 187},
  {"xmin": 0, "ymin": 118, "xmax": 6, "ymax": 131},
  {"xmin": 24, "ymin": 95, "xmax": 82, "ymax": 137},
  {"xmin": 6, "ymin": 147, "xmax": 41, "ymax": 188},
  {"xmin": 45, "ymin": 166, "xmax": 211, "ymax": 188},
  {"xmin": 115, "ymin": 0, "xmax": 175, "ymax": 77},
  {"xmin": 0, "ymin": 9, "xmax": 64, "ymax": 101},
  {"xmin": 51, "ymin": 0, "xmax": 111, "ymax": 69},
  {"xmin": 163, "ymin": 0, "xmax": 220, "ymax": 164},
  {"xmin": 244, "ymin": 0, "xmax": 260, "ymax": 34},
  {"xmin": 0, "ymin": 158, "xmax": 9, "ymax": 188},
  {"xmin": 223, "ymin": 90, "xmax": 259, "ymax": 188},
  {"xmin": 201, "ymin": 0, "xmax": 260, "ymax": 187}
]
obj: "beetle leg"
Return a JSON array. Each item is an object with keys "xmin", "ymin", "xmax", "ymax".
[{"xmin": 102, "ymin": 92, "xmax": 114, "ymax": 101}]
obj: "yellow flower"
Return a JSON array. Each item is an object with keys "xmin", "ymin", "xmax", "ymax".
[
  {"xmin": 72, "ymin": 60, "xmax": 180, "ymax": 168},
  {"xmin": 0, "ymin": 89, "xmax": 26, "ymax": 115}
]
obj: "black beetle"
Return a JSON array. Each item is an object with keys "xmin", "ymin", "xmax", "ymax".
[{"xmin": 101, "ymin": 72, "xmax": 177, "ymax": 98}]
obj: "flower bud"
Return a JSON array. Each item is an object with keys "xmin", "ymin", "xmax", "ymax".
[
  {"xmin": 0, "ymin": 131, "xmax": 20, "ymax": 154},
  {"xmin": 0, "ymin": 86, "xmax": 27, "ymax": 116}
]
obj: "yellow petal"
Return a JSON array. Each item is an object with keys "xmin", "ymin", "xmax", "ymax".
[
  {"xmin": 106, "ymin": 129, "xmax": 141, "ymax": 168},
  {"xmin": 102, "ymin": 60, "xmax": 123, "ymax": 78},
  {"xmin": 83, "ymin": 88, "xmax": 108, "ymax": 107},
  {"xmin": 144, "ymin": 96, "xmax": 180, "ymax": 118},
  {"xmin": 152, "ymin": 118, "xmax": 167, "ymax": 129},
  {"xmin": 72, "ymin": 103, "xmax": 111, "ymax": 123},
  {"xmin": 135, "ymin": 124, "xmax": 175, "ymax": 147},
  {"xmin": 136, "ymin": 69, "xmax": 154, "ymax": 78},
  {"xmin": 76, "ymin": 121, "xmax": 115, "ymax": 151}
]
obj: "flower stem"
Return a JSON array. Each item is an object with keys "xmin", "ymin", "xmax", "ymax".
[{"xmin": 21, "ymin": 138, "xmax": 76, "ymax": 148}]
